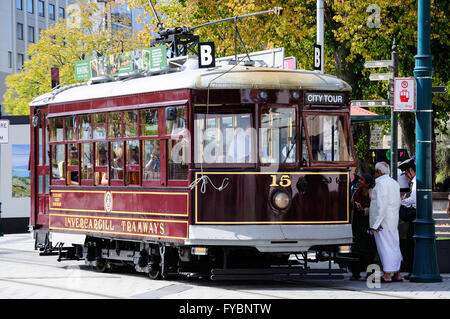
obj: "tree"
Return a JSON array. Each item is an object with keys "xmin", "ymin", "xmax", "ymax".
[
  {"xmin": 130, "ymin": 0, "xmax": 449, "ymax": 158},
  {"xmin": 3, "ymin": 0, "xmax": 144, "ymax": 115}
]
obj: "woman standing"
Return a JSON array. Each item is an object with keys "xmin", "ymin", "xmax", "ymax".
[{"xmin": 350, "ymin": 173, "xmax": 376, "ymax": 280}]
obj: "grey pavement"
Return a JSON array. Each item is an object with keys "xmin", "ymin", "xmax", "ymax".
[{"xmin": 0, "ymin": 233, "xmax": 449, "ymax": 299}]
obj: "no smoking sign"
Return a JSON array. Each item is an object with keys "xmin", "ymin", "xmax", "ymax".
[{"xmin": 394, "ymin": 77, "xmax": 416, "ymax": 112}]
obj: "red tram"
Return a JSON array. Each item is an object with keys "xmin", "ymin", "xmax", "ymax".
[{"xmin": 30, "ymin": 55, "xmax": 357, "ymax": 279}]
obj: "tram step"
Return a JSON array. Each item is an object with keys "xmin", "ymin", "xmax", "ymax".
[
  {"xmin": 210, "ymin": 273, "xmax": 345, "ymax": 281},
  {"xmin": 211, "ymin": 267, "xmax": 346, "ymax": 276}
]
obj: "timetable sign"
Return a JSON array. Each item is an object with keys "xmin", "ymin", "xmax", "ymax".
[{"xmin": 0, "ymin": 119, "xmax": 9, "ymax": 144}]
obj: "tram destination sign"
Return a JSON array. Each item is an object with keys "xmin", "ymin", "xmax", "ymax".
[{"xmin": 304, "ymin": 92, "xmax": 346, "ymax": 105}]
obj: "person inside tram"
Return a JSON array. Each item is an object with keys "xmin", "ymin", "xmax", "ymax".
[
  {"xmin": 67, "ymin": 145, "xmax": 79, "ymax": 185},
  {"xmin": 144, "ymin": 141, "xmax": 160, "ymax": 178},
  {"xmin": 111, "ymin": 146, "xmax": 124, "ymax": 179}
]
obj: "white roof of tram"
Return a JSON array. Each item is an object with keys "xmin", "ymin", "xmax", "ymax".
[{"xmin": 30, "ymin": 56, "xmax": 351, "ymax": 107}]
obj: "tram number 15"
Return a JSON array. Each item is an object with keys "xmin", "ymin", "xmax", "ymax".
[{"xmin": 270, "ymin": 175, "xmax": 291, "ymax": 187}]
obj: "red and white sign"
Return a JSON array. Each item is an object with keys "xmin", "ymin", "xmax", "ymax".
[{"xmin": 394, "ymin": 77, "xmax": 415, "ymax": 112}]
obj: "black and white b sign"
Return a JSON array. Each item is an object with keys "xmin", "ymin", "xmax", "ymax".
[
  {"xmin": 198, "ymin": 42, "xmax": 216, "ymax": 68},
  {"xmin": 313, "ymin": 44, "xmax": 322, "ymax": 71}
]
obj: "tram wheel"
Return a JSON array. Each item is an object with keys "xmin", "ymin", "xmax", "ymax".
[
  {"xmin": 147, "ymin": 259, "xmax": 161, "ymax": 280},
  {"xmin": 91, "ymin": 259, "xmax": 108, "ymax": 273}
]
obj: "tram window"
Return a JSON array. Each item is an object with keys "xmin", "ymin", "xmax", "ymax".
[
  {"xmin": 64, "ymin": 115, "xmax": 77, "ymax": 141},
  {"xmin": 168, "ymin": 139, "xmax": 188, "ymax": 180},
  {"xmin": 143, "ymin": 140, "xmax": 160, "ymax": 181},
  {"xmin": 51, "ymin": 144, "xmax": 65, "ymax": 180},
  {"xmin": 93, "ymin": 114, "xmax": 106, "ymax": 139},
  {"xmin": 49, "ymin": 117, "xmax": 63, "ymax": 142},
  {"xmin": 94, "ymin": 142, "xmax": 108, "ymax": 185},
  {"xmin": 79, "ymin": 115, "xmax": 91, "ymax": 140},
  {"xmin": 260, "ymin": 108, "xmax": 296, "ymax": 164},
  {"xmin": 67, "ymin": 143, "xmax": 79, "ymax": 185},
  {"xmin": 124, "ymin": 110, "xmax": 138, "ymax": 137},
  {"xmin": 304, "ymin": 115, "xmax": 353, "ymax": 162},
  {"xmin": 140, "ymin": 109, "xmax": 158, "ymax": 136},
  {"xmin": 108, "ymin": 112, "xmax": 122, "ymax": 138},
  {"xmin": 81, "ymin": 143, "xmax": 93, "ymax": 180},
  {"xmin": 301, "ymin": 126, "xmax": 310, "ymax": 165},
  {"xmin": 111, "ymin": 141, "xmax": 124, "ymax": 180},
  {"xmin": 165, "ymin": 106, "xmax": 186, "ymax": 135},
  {"xmin": 126, "ymin": 140, "xmax": 139, "ymax": 186},
  {"xmin": 194, "ymin": 111, "xmax": 254, "ymax": 164}
]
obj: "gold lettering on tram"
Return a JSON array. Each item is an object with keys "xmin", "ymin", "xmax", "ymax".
[{"xmin": 64, "ymin": 217, "xmax": 115, "ymax": 231}]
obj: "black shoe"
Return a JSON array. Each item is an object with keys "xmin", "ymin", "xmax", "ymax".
[{"xmin": 404, "ymin": 273, "xmax": 411, "ymax": 280}]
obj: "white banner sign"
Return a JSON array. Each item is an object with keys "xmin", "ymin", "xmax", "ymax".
[{"xmin": 0, "ymin": 119, "xmax": 10, "ymax": 144}]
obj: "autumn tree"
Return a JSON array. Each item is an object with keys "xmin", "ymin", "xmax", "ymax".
[
  {"xmin": 130, "ymin": 0, "xmax": 448, "ymax": 160},
  {"xmin": 3, "ymin": 0, "xmax": 144, "ymax": 115}
]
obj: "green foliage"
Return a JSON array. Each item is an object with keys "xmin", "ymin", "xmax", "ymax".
[{"xmin": 3, "ymin": 0, "xmax": 144, "ymax": 115}]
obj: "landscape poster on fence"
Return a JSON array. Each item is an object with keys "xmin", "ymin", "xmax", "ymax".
[{"xmin": 75, "ymin": 46, "xmax": 167, "ymax": 81}]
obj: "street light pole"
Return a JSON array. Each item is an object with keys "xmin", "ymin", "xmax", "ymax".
[{"xmin": 410, "ymin": 0, "xmax": 441, "ymax": 283}]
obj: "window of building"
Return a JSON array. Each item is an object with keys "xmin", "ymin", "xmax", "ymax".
[
  {"xmin": 8, "ymin": 52, "xmax": 12, "ymax": 69},
  {"xmin": 49, "ymin": 4, "xmax": 55, "ymax": 20},
  {"xmin": 38, "ymin": 0, "xmax": 44, "ymax": 17},
  {"xmin": 17, "ymin": 0, "xmax": 23, "ymax": 10},
  {"xmin": 17, "ymin": 53, "xmax": 24, "ymax": 69},
  {"xmin": 17, "ymin": 23, "xmax": 24, "ymax": 40},
  {"xmin": 27, "ymin": 0, "xmax": 34, "ymax": 14},
  {"xmin": 28, "ymin": 26, "xmax": 35, "ymax": 43},
  {"xmin": 59, "ymin": 7, "xmax": 65, "ymax": 19}
]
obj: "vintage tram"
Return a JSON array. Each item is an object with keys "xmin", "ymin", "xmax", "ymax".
[{"xmin": 30, "ymin": 53, "xmax": 357, "ymax": 280}]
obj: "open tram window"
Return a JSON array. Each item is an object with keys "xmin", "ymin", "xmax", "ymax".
[
  {"xmin": 165, "ymin": 105, "xmax": 186, "ymax": 136},
  {"xmin": 260, "ymin": 107, "xmax": 296, "ymax": 164},
  {"xmin": 51, "ymin": 144, "xmax": 65, "ymax": 182},
  {"xmin": 303, "ymin": 114, "xmax": 353, "ymax": 162},
  {"xmin": 67, "ymin": 143, "xmax": 79, "ymax": 185},
  {"xmin": 94, "ymin": 142, "xmax": 108, "ymax": 186},
  {"xmin": 111, "ymin": 141, "xmax": 124, "ymax": 182},
  {"xmin": 143, "ymin": 140, "xmax": 160, "ymax": 182},
  {"xmin": 79, "ymin": 115, "xmax": 91, "ymax": 140},
  {"xmin": 49, "ymin": 117, "xmax": 63, "ymax": 142},
  {"xmin": 124, "ymin": 110, "xmax": 138, "ymax": 137},
  {"xmin": 140, "ymin": 108, "xmax": 158, "ymax": 136},
  {"xmin": 93, "ymin": 113, "xmax": 106, "ymax": 139},
  {"xmin": 64, "ymin": 115, "xmax": 77, "ymax": 141},
  {"xmin": 126, "ymin": 140, "xmax": 140, "ymax": 186},
  {"xmin": 194, "ymin": 109, "xmax": 255, "ymax": 165},
  {"xmin": 81, "ymin": 143, "xmax": 93, "ymax": 184},
  {"xmin": 108, "ymin": 112, "xmax": 122, "ymax": 138},
  {"xmin": 168, "ymin": 138, "xmax": 188, "ymax": 180}
]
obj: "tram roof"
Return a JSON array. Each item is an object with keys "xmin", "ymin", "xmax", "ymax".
[{"xmin": 30, "ymin": 62, "xmax": 351, "ymax": 107}]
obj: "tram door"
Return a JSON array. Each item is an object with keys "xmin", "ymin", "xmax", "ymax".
[{"xmin": 34, "ymin": 109, "xmax": 50, "ymax": 226}]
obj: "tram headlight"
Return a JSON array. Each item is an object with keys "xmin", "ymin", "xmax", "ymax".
[{"xmin": 272, "ymin": 191, "xmax": 290, "ymax": 210}]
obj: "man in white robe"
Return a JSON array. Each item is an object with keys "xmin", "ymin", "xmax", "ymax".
[{"xmin": 370, "ymin": 162, "xmax": 403, "ymax": 282}]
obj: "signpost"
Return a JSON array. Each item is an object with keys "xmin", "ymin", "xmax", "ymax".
[
  {"xmin": 364, "ymin": 60, "xmax": 393, "ymax": 68},
  {"xmin": 351, "ymin": 100, "xmax": 389, "ymax": 107},
  {"xmin": 369, "ymin": 72, "xmax": 393, "ymax": 81},
  {"xmin": 394, "ymin": 77, "xmax": 416, "ymax": 112}
]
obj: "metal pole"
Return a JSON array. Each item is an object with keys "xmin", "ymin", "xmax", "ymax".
[
  {"xmin": 410, "ymin": 0, "xmax": 441, "ymax": 282},
  {"xmin": 390, "ymin": 40, "xmax": 398, "ymax": 180},
  {"xmin": 317, "ymin": 0, "xmax": 324, "ymax": 74},
  {"xmin": 0, "ymin": 202, "xmax": 3, "ymax": 236}
]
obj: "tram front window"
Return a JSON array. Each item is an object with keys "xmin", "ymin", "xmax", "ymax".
[
  {"xmin": 304, "ymin": 114, "xmax": 353, "ymax": 162},
  {"xmin": 260, "ymin": 107, "xmax": 296, "ymax": 164},
  {"xmin": 194, "ymin": 110, "xmax": 254, "ymax": 164}
]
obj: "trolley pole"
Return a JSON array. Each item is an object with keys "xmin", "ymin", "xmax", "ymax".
[
  {"xmin": 316, "ymin": 0, "xmax": 324, "ymax": 74},
  {"xmin": 410, "ymin": 0, "xmax": 441, "ymax": 282},
  {"xmin": 390, "ymin": 40, "xmax": 398, "ymax": 180}
]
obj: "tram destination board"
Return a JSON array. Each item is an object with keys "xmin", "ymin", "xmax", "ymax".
[{"xmin": 304, "ymin": 92, "xmax": 346, "ymax": 105}]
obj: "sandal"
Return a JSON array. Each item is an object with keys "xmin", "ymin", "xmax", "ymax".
[
  {"xmin": 380, "ymin": 276, "xmax": 392, "ymax": 283},
  {"xmin": 392, "ymin": 275, "xmax": 403, "ymax": 282}
]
